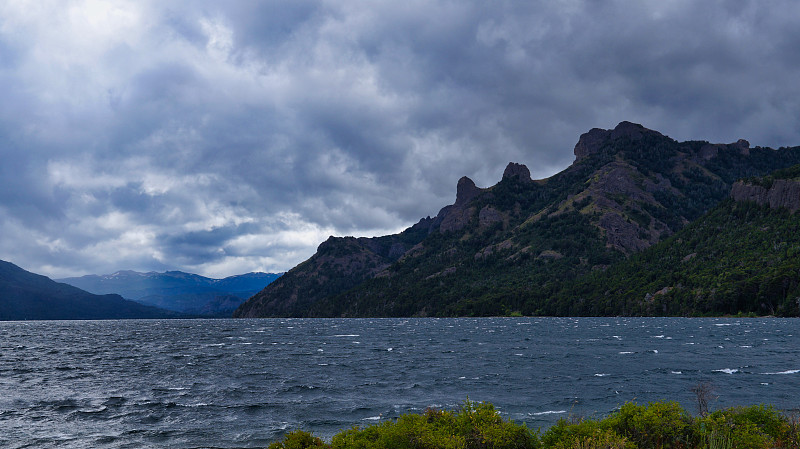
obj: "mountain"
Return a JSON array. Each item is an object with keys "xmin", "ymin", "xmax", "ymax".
[
  {"xmin": 234, "ymin": 121, "xmax": 800, "ymax": 318},
  {"xmin": 59, "ymin": 270, "xmax": 282, "ymax": 317},
  {"xmin": 0, "ymin": 260, "xmax": 175, "ymax": 320}
]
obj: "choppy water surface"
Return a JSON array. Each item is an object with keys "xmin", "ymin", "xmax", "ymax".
[{"xmin": 1, "ymin": 317, "xmax": 797, "ymax": 448}]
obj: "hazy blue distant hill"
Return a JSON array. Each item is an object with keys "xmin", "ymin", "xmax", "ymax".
[
  {"xmin": 0, "ymin": 260, "xmax": 175, "ymax": 320},
  {"xmin": 59, "ymin": 270, "xmax": 282, "ymax": 317}
]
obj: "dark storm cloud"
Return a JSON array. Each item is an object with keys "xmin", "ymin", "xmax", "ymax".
[{"xmin": 1, "ymin": 0, "xmax": 799, "ymax": 278}]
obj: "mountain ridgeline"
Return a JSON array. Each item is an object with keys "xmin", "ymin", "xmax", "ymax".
[
  {"xmin": 59, "ymin": 270, "xmax": 282, "ymax": 317},
  {"xmin": 234, "ymin": 122, "xmax": 800, "ymax": 318},
  {"xmin": 0, "ymin": 260, "xmax": 176, "ymax": 320}
]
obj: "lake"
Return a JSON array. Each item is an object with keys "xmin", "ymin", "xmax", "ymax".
[{"xmin": 1, "ymin": 317, "xmax": 797, "ymax": 448}]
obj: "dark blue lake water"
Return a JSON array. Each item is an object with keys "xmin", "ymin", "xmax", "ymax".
[{"xmin": 1, "ymin": 317, "xmax": 797, "ymax": 448}]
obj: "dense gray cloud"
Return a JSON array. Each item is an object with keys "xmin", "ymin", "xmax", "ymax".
[{"xmin": 1, "ymin": 0, "xmax": 799, "ymax": 278}]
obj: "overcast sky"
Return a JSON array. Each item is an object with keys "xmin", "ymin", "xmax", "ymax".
[{"xmin": 1, "ymin": 1, "xmax": 799, "ymax": 278}]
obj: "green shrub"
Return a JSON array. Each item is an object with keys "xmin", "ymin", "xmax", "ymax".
[
  {"xmin": 604, "ymin": 402, "xmax": 693, "ymax": 449},
  {"xmin": 268, "ymin": 430, "xmax": 326, "ymax": 449},
  {"xmin": 327, "ymin": 400, "xmax": 539, "ymax": 449},
  {"xmin": 541, "ymin": 418, "xmax": 632, "ymax": 449},
  {"xmin": 695, "ymin": 405, "xmax": 790, "ymax": 449}
]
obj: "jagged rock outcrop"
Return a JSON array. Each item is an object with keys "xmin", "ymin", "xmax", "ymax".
[
  {"xmin": 573, "ymin": 128, "xmax": 610, "ymax": 160},
  {"xmin": 439, "ymin": 177, "xmax": 483, "ymax": 232},
  {"xmin": 438, "ymin": 205, "xmax": 476, "ymax": 233},
  {"xmin": 479, "ymin": 206, "xmax": 503, "ymax": 227},
  {"xmin": 502, "ymin": 162, "xmax": 532, "ymax": 183},
  {"xmin": 599, "ymin": 212, "xmax": 650, "ymax": 252},
  {"xmin": 696, "ymin": 139, "xmax": 751, "ymax": 161},
  {"xmin": 574, "ymin": 121, "xmax": 665, "ymax": 160},
  {"xmin": 731, "ymin": 179, "xmax": 800, "ymax": 212},
  {"xmin": 455, "ymin": 176, "xmax": 480, "ymax": 205}
]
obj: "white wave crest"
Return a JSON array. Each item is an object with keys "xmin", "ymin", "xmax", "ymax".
[{"xmin": 531, "ymin": 410, "xmax": 567, "ymax": 416}]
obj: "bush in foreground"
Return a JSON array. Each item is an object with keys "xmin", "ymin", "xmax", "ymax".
[{"xmin": 267, "ymin": 400, "xmax": 799, "ymax": 449}]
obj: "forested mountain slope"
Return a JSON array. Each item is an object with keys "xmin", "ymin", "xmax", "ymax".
[
  {"xmin": 235, "ymin": 122, "xmax": 800, "ymax": 317},
  {"xmin": 548, "ymin": 166, "xmax": 800, "ymax": 317}
]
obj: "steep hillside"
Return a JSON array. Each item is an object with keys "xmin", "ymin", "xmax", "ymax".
[
  {"xmin": 0, "ymin": 260, "xmax": 175, "ymax": 320},
  {"xmin": 59, "ymin": 270, "xmax": 282, "ymax": 317},
  {"xmin": 548, "ymin": 172, "xmax": 800, "ymax": 317},
  {"xmin": 235, "ymin": 122, "xmax": 800, "ymax": 318},
  {"xmin": 234, "ymin": 224, "xmax": 430, "ymax": 317}
]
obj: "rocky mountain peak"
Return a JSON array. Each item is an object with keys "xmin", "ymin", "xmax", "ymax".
[
  {"xmin": 574, "ymin": 121, "xmax": 663, "ymax": 160},
  {"xmin": 573, "ymin": 127, "xmax": 609, "ymax": 160},
  {"xmin": 502, "ymin": 162, "xmax": 532, "ymax": 183},
  {"xmin": 455, "ymin": 176, "xmax": 480, "ymax": 206},
  {"xmin": 610, "ymin": 120, "xmax": 648, "ymax": 140}
]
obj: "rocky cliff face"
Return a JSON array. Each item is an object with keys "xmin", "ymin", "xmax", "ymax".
[
  {"xmin": 731, "ymin": 179, "xmax": 800, "ymax": 212},
  {"xmin": 573, "ymin": 121, "xmax": 665, "ymax": 160},
  {"xmin": 438, "ymin": 177, "xmax": 483, "ymax": 233},
  {"xmin": 502, "ymin": 162, "xmax": 532, "ymax": 182}
]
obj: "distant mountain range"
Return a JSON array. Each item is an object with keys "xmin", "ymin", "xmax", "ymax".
[
  {"xmin": 59, "ymin": 270, "xmax": 282, "ymax": 317},
  {"xmin": 234, "ymin": 121, "xmax": 800, "ymax": 318},
  {"xmin": 0, "ymin": 260, "xmax": 176, "ymax": 320}
]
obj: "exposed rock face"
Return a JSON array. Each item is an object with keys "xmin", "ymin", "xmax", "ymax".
[
  {"xmin": 610, "ymin": 120, "xmax": 648, "ymax": 140},
  {"xmin": 644, "ymin": 173, "xmax": 673, "ymax": 193},
  {"xmin": 731, "ymin": 183, "xmax": 768, "ymax": 203},
  {"xmin": 735, "ymin": 139, "xmax": 751, "ymax": 155},
  {"xmin": 574, "ymin": 121, "xmax": 664, "ymax": 160},
  {"xmin": 599, "ymin": 212, "xmax": 650, "ymax": 253},
  {"xmin": 537, "ymin": 250, "xmax": 563, "ymax": 260},
  {"xmin": 697, "ymin": 139, "xmax": 751, "ymax": 161},
  {"xmin": 474, "ymin": 240, "xmax": 513, "ymax": 260},
  {"xmin": 574, "ymin": 128, "xmax": 611, "ymax": 160},
  {"xmin": 591, "ymin": 161, "xmax": 657, "ymax": 203},
  {"xmin": 455, "ymin": 176, "xmax": 480, "ymax": 206},
  {"xmin": 502, "ymin": 162, "xmax": 532, "ymax": 183},
  {"xmin": 550, "ymin": 159, "xmax": 672, "ymax": 252},
  {"xmin": 479, "ymin": 206, "xmax": 503, "ymax": 227},
  {"xmin": 438, "ymin": 176, "xmax": 485, "ymax": 233},
  {"xmin": 731, "ymin": 179, "xmax": 800, "ymax": 212},
  {"xmin": 438, "ymin": 205, "xmax": 475, "ymax": 233}
]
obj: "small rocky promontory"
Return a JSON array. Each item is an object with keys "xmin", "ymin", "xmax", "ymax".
[
  {"xmin": 573, "ymin": 121, "xmax": 665, "ymax": 160},
  {"xmin": 731, "ymin": 179, "xmax": 800, "ymax": 213},
  {"xmin": 502, "ymin": 162, "xmax": 533, "ymax": 183}
]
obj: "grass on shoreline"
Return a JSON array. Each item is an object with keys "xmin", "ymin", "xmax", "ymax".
[{"xmin": 267, "ymin": 400, "xmax": 800, "ymax": 449}]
